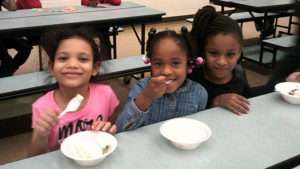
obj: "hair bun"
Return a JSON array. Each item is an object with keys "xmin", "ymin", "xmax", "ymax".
[
  {"xmin": 181, "ymin": 26, "xmax": 188, "ymax": 34},
  {"xmin": 148, "ymin": 28, "xmax": 157, "ymax": 37},
  {"xmin": 202, "ymin": 5, "xmax": 216, "ymax": 12}
]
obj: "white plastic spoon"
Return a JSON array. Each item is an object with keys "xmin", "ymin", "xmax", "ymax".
[
  {"xmin": 58, "ymin": 94, "xmax": 84, "ymax": 118},
  {"xmin": 95, "ymin": 138, "xmax": 110, "ymax": 154}
]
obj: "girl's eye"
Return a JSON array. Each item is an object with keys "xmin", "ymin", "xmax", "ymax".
[
  {"xmin": 153, "ymin": 62, "xmax": 162, "ymax": 67},
  {"xmin": 79, "ymin": 57, "xmax": 89, "ymax": 62},
  {"xmin": 209, "ymin": 51, "xmax": 218, "ymax": 56},
  {"xmin": 227, "ymin": 52, "xmax": 235, "ymax": 57},
  {"xmin": 56, "ymin": 56, "xmax": 68, "ymax": 61},
  {"xmin": 172, "ymin": 62, "xmax": 180, "ymax": 66}
]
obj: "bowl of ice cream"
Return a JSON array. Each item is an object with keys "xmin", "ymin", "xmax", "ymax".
[
  {"xmin": 160, "ymin": 118, "xmax": 211, "ymax": 150},
  {"xmin": 61, "ymin": 131, "xmax": 117, "ymax": 166},
  {"xmin": 275, "ymin": 82, "xmax": 300, "ymax": 105}
]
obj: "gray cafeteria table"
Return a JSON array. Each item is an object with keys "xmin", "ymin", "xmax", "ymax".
[
  {"xmin": 0, "ymin": 2, "xmax": 165, "ymax": 54},
  {"xmin": 1, "ymin": 92, "xmax": 299, "ymax": 168},
  {"xmin": 209, "ymin": 0, "xmax": 297, "ymax": 14}
]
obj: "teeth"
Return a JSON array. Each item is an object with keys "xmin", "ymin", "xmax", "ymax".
[{"xmin": 165, "ymin": 80, "xmax": 173, "ymax": 84}]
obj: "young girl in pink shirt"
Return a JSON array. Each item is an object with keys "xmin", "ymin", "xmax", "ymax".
[{"xmin": 29, "ymin": 26, "xmax": 119, "ymax": 156}]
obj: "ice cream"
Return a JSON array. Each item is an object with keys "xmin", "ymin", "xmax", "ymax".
[{"xmin": 75, "ymin": 142, "xmax": 103, "ymax": 159}]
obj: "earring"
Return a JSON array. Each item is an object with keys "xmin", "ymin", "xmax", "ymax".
[{"xmin": 142, "ymin": 55, "xmax": 150, "ymax": 64}]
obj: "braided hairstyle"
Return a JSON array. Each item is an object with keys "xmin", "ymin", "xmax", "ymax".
[
  {"xmin": 146, "ymin": 26, "xmax": 200, "ymax": 68},
  {"xmin": 191, "ymin": 5, "xmax": 243, "ymax": 60},
  {"xmin": 40, "ymin": 25, "xmax": 103, "ymax": 64}
]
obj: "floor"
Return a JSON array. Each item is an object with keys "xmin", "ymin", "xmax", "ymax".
[{"xmin": 0, "ymin": 0, "xmax": 297, "ymax": 165}]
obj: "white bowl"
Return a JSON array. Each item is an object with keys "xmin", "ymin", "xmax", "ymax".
[
  {"xmin": 61, "ymin": 131, "xmax": 117, "ymax": 166},
  {"xmin": 160, "ymin": 118, "xmax": 211, "ymax": 150},
  {"xmin": 275, "ymin": 82, "xmax": 300, "ymax": 105}
]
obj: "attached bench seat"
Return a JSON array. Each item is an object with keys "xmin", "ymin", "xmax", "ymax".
[
  {"xmin": 0, "ymin": 54, "xmax": 149, "ymax": 138},
  {"xmin": 259, "ymin": 35, "xmax": 297, "ymax": 68},
  {"xmin": 262, "ymin": 35, "xmax": 297, "ymax": 49},
  {"xmin": 229, "ymin": 12, "xmax": 290, "ymax": 23},
  {"xmin": 0, "ymin": 54, "xmax": 150, "ymax": 101}
]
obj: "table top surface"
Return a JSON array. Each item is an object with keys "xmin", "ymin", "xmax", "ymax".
[
  {"xmin": 1, "ymin": 92, "xmax": 300, "ymax": 169},
  {"xmin": 210, "ymin": 0, "xmax": 297, "ymax": 13},
  {"xmin": 0, "ymin": 2, "xmax": 143, "ymax": 19},
  {"xmin": 0, "ymin": 2, "xmax": 165, "ymax": 36}
]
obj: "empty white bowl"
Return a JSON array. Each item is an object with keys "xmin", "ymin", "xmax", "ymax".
[
  {"xmin": 160, "ymin": 118, "xmax": 211, "ymax": 150},
  {"xmin": 275, "ymin": 82, "xmax": 300, "ymax": 105},
  {"xmin": 61, "ymin": 131, "xmax": 117, "ymax": 166}
]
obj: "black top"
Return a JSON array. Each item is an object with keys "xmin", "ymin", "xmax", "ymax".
[
  {"xmin": 0, "ymin": 0, "xmax": 4, "ymax": 11},
  {"xmin": 188, "ymin": 68, "xmax": 250, "ymax": 108}
]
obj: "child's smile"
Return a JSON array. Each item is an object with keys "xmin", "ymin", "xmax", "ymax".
[
  {"xmin": 62, "ymin": 71, "xmax": 83, "ymax": 78},
  {"xmin": 49, "ymin": 37, "xmax": 99, "ymax": 89}
]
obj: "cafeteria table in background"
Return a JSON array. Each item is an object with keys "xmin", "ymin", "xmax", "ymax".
[{"xmin": 0, "ymin": 2, "xmax": 166, "ymax": 59}]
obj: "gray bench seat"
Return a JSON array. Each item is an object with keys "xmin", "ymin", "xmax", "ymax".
[
  {"xmin": 259, "ymin": 35, "xmax": 297, "ymax": 68},
  {"xmin": 262, "ymin": 35, "xmax": 297, "ymax": 49},
  {"xmin": 0, "ymin": 54, "xmax": 150, "ymax": 101}
]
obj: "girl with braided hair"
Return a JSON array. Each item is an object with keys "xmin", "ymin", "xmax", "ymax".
[
  {"xmin": 116, "ymin": 27, "xmax": 208, "ymax": 133},
  {"xmin": 190, "ymin": 6, "xmax": 300, "ymax": 115},
  {"xmin": 189, "ymin": 5, "xmax": 279, "ymax": 115},
  {"xmin": 188, "ymin": 5, "xmax": 253, "ymax": 115}
]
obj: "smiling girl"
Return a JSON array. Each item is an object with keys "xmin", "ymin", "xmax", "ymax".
[
  {"xmin": 29, "ymin": 26, "xmax": 119, "ymax": 157},
  {"xmin": 116, "ymin": 27, "xmax": 208, "ymax": 132}
]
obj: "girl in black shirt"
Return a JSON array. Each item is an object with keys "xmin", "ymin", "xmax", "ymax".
[{"xmin": 189, "ymin": 5, "xmax": 300, "ymax": 115}]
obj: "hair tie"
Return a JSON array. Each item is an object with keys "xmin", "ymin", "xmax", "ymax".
[
  {"xmin": 148, "ymin": 28, "xmax": 157, "ymax": 37},
  {"xmin": 146, "ymin": 28, "xmax": 157, "ymax": 57},
  {"xmin": 143, "ymin": 55, "xmax": 150, "ymax": 64},
  {"xmin": 187, "ymin": 57, "xmax": 204, "ymax": 74},
  {"xmin": 195, "ymin": 57, "xmax": 203, "ymax": 65}
]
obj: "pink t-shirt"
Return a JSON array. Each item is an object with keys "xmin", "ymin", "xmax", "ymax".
[
  {"xmin": 16, "ymin": 0, "xmax": 42, "ymax": 9},
  {"xmin": 32, "ymin": 83, "xmax": 119, "ymax": 151}
]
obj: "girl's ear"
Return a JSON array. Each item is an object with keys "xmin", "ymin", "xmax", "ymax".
[
  {"xmin": 186, "ymin": 59, "xmax": 193, "ymax": 74},
  {"xmin": 187, "ymin": 65, "xmax": 193, "ymax": 74},
  {"xmin": 237, "ymin": 50, "xmax": 243, "ymax": 63},
  {"xmin": 92, "ymin": 61, "xmax": 100, "ymax": 76},
  {"xmin": 48, "ymin": 61, "xmax": 54, "ymax": 76}
]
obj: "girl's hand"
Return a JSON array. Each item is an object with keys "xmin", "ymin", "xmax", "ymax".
[
  {"xmin": 34, "ymin": 109, "xmax": 60, "ymax": 137},
  {"xmin": 135, "ymin": 76, "xmax": 167, "ymax": 111},
  {"xmin": 91, "ymin": 120, "xmax": 117, "ymax": 135},
  {"xmin": 211, "ymin": 93, "xmax": 250, "ymax": 115},
  {"xmin": 143, "ymin": 76, "xmax": 167, "ymax": 100},
  {"xmin": 286, "ymin": 71, "xmax": 300, "ymax": 83}
]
